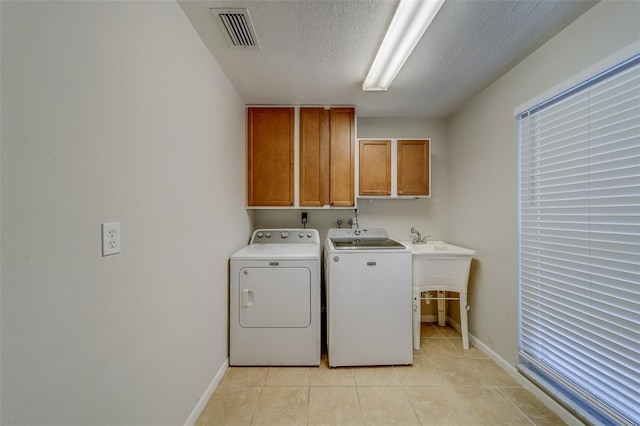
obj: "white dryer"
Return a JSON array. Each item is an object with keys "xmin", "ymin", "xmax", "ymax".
[{"xmin": 230, "ymin": 229, "xmax": 321, "ymax": 366}]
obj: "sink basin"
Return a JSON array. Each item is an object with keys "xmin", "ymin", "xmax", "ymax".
[
  {"xmin": 402, "ymin": 241, "xmax": 475, "ymax": 291},
  {"xmin": 401, "ymin": 241, "xmax": 476, "ymax": 256},
  {"xmin": 403, "ymin": 241, "xmax": 475, "ymax": 351}
]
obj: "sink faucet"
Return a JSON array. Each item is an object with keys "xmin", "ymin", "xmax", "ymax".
[{"xmin": 410, "ymin": 227, "xmax": 430, "ymax": 244}]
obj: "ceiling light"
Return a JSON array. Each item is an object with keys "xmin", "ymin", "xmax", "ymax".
[{"xmin": 362, "ymin": 0, "xmax": 446, "ymax": 91}]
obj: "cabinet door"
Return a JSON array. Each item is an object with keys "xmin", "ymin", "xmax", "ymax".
[
  {"xmin": 329, "ymin": 108, "xmax": 355, "ymax": 207},
  {"xmin": 397, "ymin": 139, "xmax": 430, "ymax": 196},
  {"xmin": 300, "ymin": 108, "xmax": 330, "ymax": 206},
  {"xmin": 247, "ymin": 108, "xmax": 294, "ymax": 206},
  {"xmin": 359, "ymin": 140, "xmax": 391, "ymax": 195}
]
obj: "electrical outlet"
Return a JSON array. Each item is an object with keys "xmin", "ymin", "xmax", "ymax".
[
  {"xmin": 102, "ymin": 222, "xmax": 121, "ymax": 256},
  {"xmin": 301, "ymin": 211, "xmax": 308, "ymax": 224}
]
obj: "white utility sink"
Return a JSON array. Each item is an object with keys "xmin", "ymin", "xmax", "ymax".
[
  {"xmin": 402, "ymin": 241, "xmax": 476, "ymax": 256},
  {"xmin": 402, "ymin": 241, "xmax": 476, "ymax": 350}
]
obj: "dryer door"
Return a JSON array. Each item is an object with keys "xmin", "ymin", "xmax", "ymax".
[{"xmin": 238, "ymin": 267, "xmax": 311, "ymax": 328}]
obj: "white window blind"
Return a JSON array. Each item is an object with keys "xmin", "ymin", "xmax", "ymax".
[{"xmin": 518, "ymin": 54, "xmax": 640, "ymax": 425}]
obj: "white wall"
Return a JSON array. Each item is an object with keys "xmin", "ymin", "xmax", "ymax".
[
  {"xmin": 254, "ymin": 117, "xmax": 448, "ymax": 243},
  {"xmin": 447, "ymin": 0, "xmax": 640, "ymax": 364},
  {"xmin": 0, "ymin": 1, "xmax": 251, "ymax": 424}
]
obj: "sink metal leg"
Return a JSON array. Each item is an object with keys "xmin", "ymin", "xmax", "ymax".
[
  {"xmin": 460, "ymin": 292, "xmax": 470, "ymax": 350},
  {"xmin": 413, "ymin": 291, "xmax": 421, "ymax": 350},
  {"xmin": 437, "ymin": 290, "xmax": 446, "ymax": 326}
]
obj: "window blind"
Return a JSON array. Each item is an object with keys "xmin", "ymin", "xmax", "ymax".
[{"xmin": 518, "ymin": 54, "xmax": 640, "ymax": 425}]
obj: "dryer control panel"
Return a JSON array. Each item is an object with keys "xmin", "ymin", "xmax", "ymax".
[{"xmin": 250, "ymin": 229, "xmax": 319, "ymax": 244}]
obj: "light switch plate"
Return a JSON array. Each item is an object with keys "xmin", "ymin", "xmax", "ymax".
[{"xmin": 102, "ymin": 222, "xmax": 121, "ymax": 256}]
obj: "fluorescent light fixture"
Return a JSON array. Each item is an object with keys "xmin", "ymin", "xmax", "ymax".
[{"xmin": 362, "ymin": 0, "xmax": 446, "ymax": 91}]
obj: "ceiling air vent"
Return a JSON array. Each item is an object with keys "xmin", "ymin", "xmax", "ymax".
[{"xmin": 210, "ymin": 8, "xmax": 261, "ymax": 50}]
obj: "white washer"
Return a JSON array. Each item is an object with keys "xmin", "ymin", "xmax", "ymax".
[
  {"xmin": 325, "ymin": 228, "xmax": 412, "ymax": 367},
  {"xmin": 230, "ymin": 229, "xmax": 320, "ymax": 366}
]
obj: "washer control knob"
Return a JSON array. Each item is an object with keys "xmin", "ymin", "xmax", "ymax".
[
  {"xmin": 281, "ymin": 231, "xmax": 290, "ymax": 239},
  {"xmin": 256, "ymin": 232, "xmax": 264, "ymax": 238},
  {"xmin": 307, "ymin": 233, "xmax": 312, "ymax": 238},
  {"xmin": 265, "ymin": 232, "xmax": 271, "ymax": 238},
  {"xmin": 299, "ymin": 232, "xmax": 304, "ymax": 238},
  {"xmin": 354, "ymin": 229, "xmax": 361, "ymax": 236}
]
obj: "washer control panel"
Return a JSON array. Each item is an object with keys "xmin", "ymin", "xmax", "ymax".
[{"xmin": 250, "ymin": 229, "xmax": 319, "ymax": 244}]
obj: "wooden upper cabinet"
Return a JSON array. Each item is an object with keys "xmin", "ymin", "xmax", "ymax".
[
  {"xmin": 397, "ymin": 139, "xmax": 430, "ymax": 196},
  {"xmin": 299, "ymin": 108, "xmax": 330, "ymax": 206},
  {"xmin": 359, "ymin": 140, "xmax": 391, "ymax": 195},
  {"xmin": 329, "ymin": 108, "xmax": 355, "ymax": 207},
  {"xmin": 300, "ymin": 107, "xmax": 355, "ymax": 207},
  {"xmin": 247, "ymin": 107, "xmax": 294, "ymax": 206}
]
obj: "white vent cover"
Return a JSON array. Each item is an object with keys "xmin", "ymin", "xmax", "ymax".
[{"xmin": 210, "ymin": 8, "xmax": 260, "ymax": 49}]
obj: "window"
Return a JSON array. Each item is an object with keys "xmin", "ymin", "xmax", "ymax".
[{"xmin": 518, "ymin": 54, "xmax": 640, "ymax": 425}]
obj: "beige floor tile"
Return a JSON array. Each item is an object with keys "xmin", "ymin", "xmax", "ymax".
[
  {"xmin": 430, "ymin": 357, "xmax": 519, "ymax": 388},
  {"xmin": 419, "ymin": 323, "xmax": 443, "ymax": 337},
  {"xmin": 412, "ymin": 346, "xmax": 426, "ymax": 358},
  {"xmin": 195, "ymin": 386, "xmax": 261, "ymax": 426},
  {"xmin": 404, "ymin": 385, "xmax": 475, "ymax": 425},
  {"xmin": 453, "ymin": 387, "xmax": 534, "ymax": 425},
  {"xmin": 353, "ymin": 366, "xmax": 400, "ymax": 386},
  {"xmin": 433, "ymin": 324, "xmax": 462, "ymax": 338},
  {"xmin": 393, "ymin": 357, "xmax": 450, "ymax": 387},
  {"xmin": 310, "ymin": 364, "xmax": 356, "ymax": 386},
  {"xmin": 431, "ymin": 357, "xmax": 519, "ymax": 388},
  {"xmin": 446, "ymin": 337, "xmax": 489, "ymax": 358},
  {"xmin": 252, "ymin": 386, "xmax": 309, "ymax": 425},
  {"xmin": 308, "ymin": 387, "xmax": 363, "ymax": 425},
  {"xmin": 219, "ymin": 366, "xmax": 268, "ymax": 387},
  {"xmin": 357, "ymin": 386, "xmax": 420, "ymax": 425},
  {"xmin": 420, "ymin": 337, "xmax": 464, "ymax": 358},
  {"xmin": 499, "ymin": 387, "xmax": 566, "ymax": 426},
  {"xmin": 265, "ymin": 366, "xmax": 311, "ymax": 386},
  {"xmin": 201, "ymin": 323, "xmax": 567, "ymax": 426},
  {"xmin": 429, "ymin": 358, "xmax": 484, "ymax": 387},
  {"xmin": 467, "ymin": 358, "xmax": 520, "ymax": 387}
]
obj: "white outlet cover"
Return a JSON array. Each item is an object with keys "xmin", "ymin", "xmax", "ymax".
[{"xmin": 102, "ymin": 222, "xmax": 121, "ymax": 256}]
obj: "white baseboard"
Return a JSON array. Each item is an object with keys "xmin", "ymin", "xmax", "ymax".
[
  {"xmin": 184, "ymin": 358, "xmax": 229, "ymax": 426},
  {"xmin": 445, "ymin": 315, "xmax": 461, "ymax": 331}
]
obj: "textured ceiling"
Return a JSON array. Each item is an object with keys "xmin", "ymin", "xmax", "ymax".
[{"xmin": 178, "ymin": 0, "xmax": 597, "ymax": 118}]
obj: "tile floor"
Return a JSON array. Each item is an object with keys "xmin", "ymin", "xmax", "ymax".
[{"xmin": 196, "ymin": 324, "xmax": 565, "ymax": 425}]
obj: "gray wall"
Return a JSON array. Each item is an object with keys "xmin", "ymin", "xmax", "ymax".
[
  {"xmin": 447, "ymin": 0, "xmax": 640, "ymax": 364},
  {"xmin": 1, "ymin": 1, "xmax": 251, "ymax": 424}
]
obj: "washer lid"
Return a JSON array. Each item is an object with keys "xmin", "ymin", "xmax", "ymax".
[
  {"xmin": 331, "ymin": 239, "xmax": 407, "ymax": 250},
  {"xmin": 231, "ymin": 243, "xmax": 320, "ymax": 260},
  {"xmin": 326, "ymin": 228, "xmax": 389, "ymax": 242}
]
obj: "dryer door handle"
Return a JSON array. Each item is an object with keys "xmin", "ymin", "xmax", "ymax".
[{"xmin": 242, "ymin": 289, "xmax": 254, "ymax": 307}]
